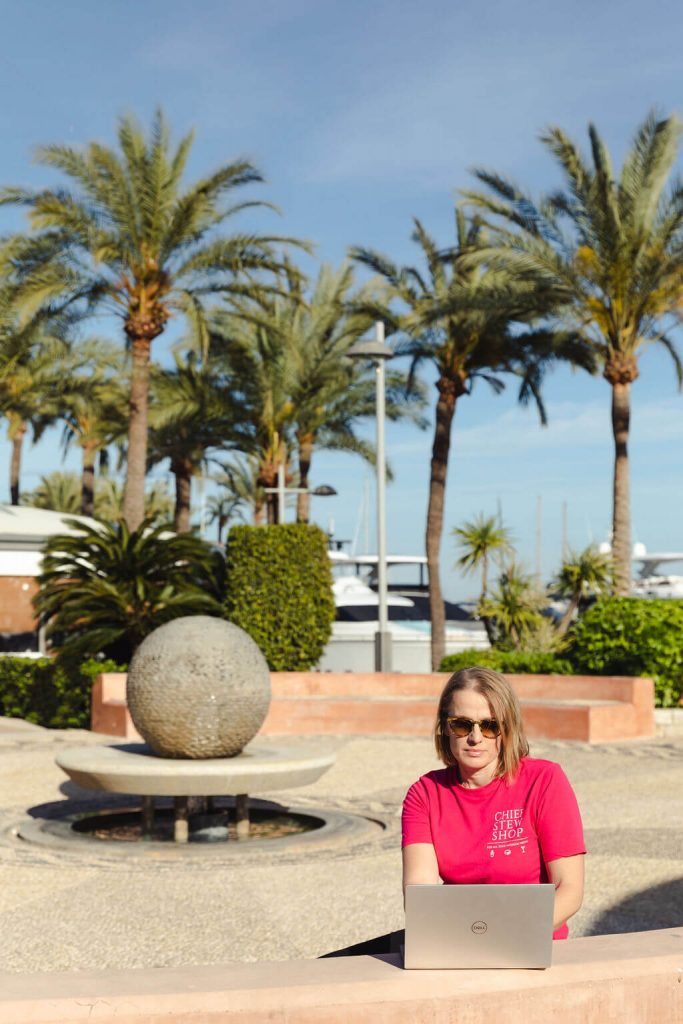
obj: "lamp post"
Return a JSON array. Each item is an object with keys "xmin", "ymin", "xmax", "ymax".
[{"xmin": 348, "ymin": 321, "xmax": 394, "ymax": 672}]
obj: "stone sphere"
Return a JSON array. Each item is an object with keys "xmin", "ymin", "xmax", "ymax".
[{"xmin": 126, "ymin": 616, "xmax": 271, "ymax": 759}]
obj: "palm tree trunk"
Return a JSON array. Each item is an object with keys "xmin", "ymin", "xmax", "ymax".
[
  {"xmin": 172, "ymin": 456, "xmax": 193, "ymax": 533},
  {"xmin": 557, "ymin": 594, "xmax": 580, "ymax": 637},
  {"xmin": 297, "ymin": 433, "xmax": 314, "ymax": 523},
  {"xmin": 611, "ymin": 381, "xmax": 631, "ymax": 596},
  {"xmin": 81, "ymin": 442, "xmax": 96, "ymax": 517},
  {"xmin": 122, "ymin": 337, "xmax": 152, "ymax": 531},
  {"xmin": 10, "ymin": 421, "xmax": 27, "ymax": 506},
  {"xmin": 479, "ymin": 553, "xmax": 497, "ymax": 644},
  {"xmin": 427, "ymin": 378, "xmax": 459, "ymax": 670}
]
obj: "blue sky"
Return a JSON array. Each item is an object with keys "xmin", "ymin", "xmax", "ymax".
[{"xmin": 3, "ymin": 0, "xmax": 683, "ymax": 598}]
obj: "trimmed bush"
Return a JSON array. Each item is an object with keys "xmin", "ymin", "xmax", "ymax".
[
  {"xmin": 224, "ymin": 524, "xmax": 335, "ymax": 671},
  {"xmin": 440, "ymin": 649, "xmax": 575, "ymax": 676},
  {"xmin": 569, "ymin": 598, "xmax": 683, "ymax": 707},
  {"xmin": 0, "ymin": 657, "xmax": 125, "ymax": 728}
]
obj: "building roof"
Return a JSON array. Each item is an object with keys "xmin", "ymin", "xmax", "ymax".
[{"xmin": 0, "ymin": 505, "xmax": 97, "ymax": 552}]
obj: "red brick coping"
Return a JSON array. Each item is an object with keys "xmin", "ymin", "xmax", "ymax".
[{"xmin": 92, "ymin": 672, "xmax": 655, "ymax": 743}]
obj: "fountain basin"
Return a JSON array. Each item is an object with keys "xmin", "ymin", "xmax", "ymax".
[{"xmin": 56, "ymin": 740, "xmax": 335, "ymax": 797}]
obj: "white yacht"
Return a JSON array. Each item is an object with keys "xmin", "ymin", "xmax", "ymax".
[
  {"xmin": 318, "ymin": 550, "xmax": 488, "ymax": 672},
  {"xmin": 631, "ymin": 547, "xmax": 683, "ymax": 599}
]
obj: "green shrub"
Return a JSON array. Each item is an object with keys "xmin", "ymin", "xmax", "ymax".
[
  {"xmin": 569, "ymin": 598, "xmax": 683, "ymax": 706},
  {"xmin": 224, "ymin": 524, "xmax": 335, "ymax": 671},
  {"xmin": 440, "ymin": 649, "xmax": 575, "ymax": 676},
  {"xmin": 0, "ymin": 657, "xmax": 125, "ymax": 728}
]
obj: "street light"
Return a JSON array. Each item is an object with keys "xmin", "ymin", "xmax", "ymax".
[
  {"xmin": 347, "ymin": 321, "xmax": 394, "ymax": 672},
  {"xmin": 264, "ymin": 468, "xmax": 337, "ymax": 523}
]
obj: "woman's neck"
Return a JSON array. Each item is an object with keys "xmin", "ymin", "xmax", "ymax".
[{"xmin": 457, "ymin": 764, "xmax": 498, "ymax": 789}]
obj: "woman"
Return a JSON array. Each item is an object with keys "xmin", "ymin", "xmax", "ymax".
[{"xmin": 402, "ymin": 667, "xmax": 585, "ymax": 939}]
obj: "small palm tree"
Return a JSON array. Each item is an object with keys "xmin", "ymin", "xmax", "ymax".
[
  {"xmin": 2, "ymin": 110, "xmax": 294, "ymax": 529},
  {"xmin": 553, "ymin": 545, "xmax": 613, "ymax": 637},
  {"xmin": 479, "ymin": 562, "xmax": 545, "ymax": 650},
  {"xmin": 453, "ymin": 513, "xmax": 513, "ymax": 598},
  {"xmin": 453, "ymin": 513, "xmax": 513, "ymax": 642},
  {"xmin": 35, "ymin": 518, "xmax": 223, "ymax": 662},
  {"xmin": 465, "ymin": 112, "xmax": 683, "ymax": 594}
]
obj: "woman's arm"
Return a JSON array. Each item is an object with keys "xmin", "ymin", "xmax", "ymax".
[
  {"xmin": 402, "ymin": 842, "xmax": 440, "ymax": 900},
  {"xmin": 547, "ymin": 854, "xmax": 584, "ymax": 929}
]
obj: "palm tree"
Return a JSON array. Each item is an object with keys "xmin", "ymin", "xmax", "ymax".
[
  {"xmin": 478, "ymin": 561, "xmax": 545, "ymax": 650},
  {"xmin": 453, "ymin": 513, "xmax": 513, "ymax": 642},
  {"xmin": 58, "ymin": 338, "xmax": 128, "ymax": 516},
  {"xmin": 285, "ymin": 263, "xmax": 426, "ymax": 522},
  {"xmin": 148, "ymin": 353, "xmax": 244, "ymax": 532},
  {"xmin": 351, "ymin": 212, "xmax": 585, "ymax": 668},
  {"xmin": 208, "ymin": 300, "xmax": 298, "ymax": 524},
  {"xmin": 208, "ymin": 456, "xmax": 263, "ymax": 537},
  {"xmin": 553, "ymin": 545, "xmax": 613, "ymax": 636},
  {"xmin": 94, "ymin": 476, "xmax": 173, "ymax": 527},
  {"xmin": 0, "ymin": 332, "xmax": 68, "ymax": 504},
  {"xmin": 465, "ymin": 112, "xmax": 683, "ymax": 595},
  {"xmin": 35, "ymin": 518, "xmax": 223, "ymax": 662},
  {"xmin": 1, "ymin": 109, "xmax": 295, "ymax": 529},
  {"xmin": 22, "ymin": 471, "xmax": 81, "ymax": 513}
]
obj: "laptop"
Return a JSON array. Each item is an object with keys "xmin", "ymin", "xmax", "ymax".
[{"xmin": 404, "ymin": 883, "xmax": 555, "ymax": 969}]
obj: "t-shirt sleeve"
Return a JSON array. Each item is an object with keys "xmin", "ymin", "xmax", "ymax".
[
  {"xmin": 534, "ymin": 763, "xmax": 586, "ymax": 863},
  {"xmin": 401, "ymin": 778, "xmax": 434, "ymax": 848}
]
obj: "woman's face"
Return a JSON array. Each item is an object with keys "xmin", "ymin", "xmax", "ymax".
[{"xmin": 446, "ymin": 687, "xmax": 502, "ymax": 785}]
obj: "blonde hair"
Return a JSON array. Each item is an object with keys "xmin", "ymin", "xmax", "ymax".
[{"xmin": 434, "ymin": 666, "xmax": 529, "ymax": 781}]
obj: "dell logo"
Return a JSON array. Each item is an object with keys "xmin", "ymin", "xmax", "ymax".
[{"xmin": 471, "ymin": 921, "xmax": 488, "ymax": 934}]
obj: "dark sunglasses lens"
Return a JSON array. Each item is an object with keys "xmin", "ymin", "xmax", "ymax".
[
  {"xmin": 449, "ymin": 717, "xmax": 473, "ymax": 736},
  {"xmin": 448, "ymin": 717, "xmax": 500, "ymax": 738}
]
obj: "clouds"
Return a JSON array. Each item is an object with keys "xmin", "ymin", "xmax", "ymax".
[{"xmin": 388, "ymin": 394, "xmax": 683, "ymax": 464}]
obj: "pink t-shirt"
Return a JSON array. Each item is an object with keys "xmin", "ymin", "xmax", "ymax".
[{"xmin": 402, "ymin": 757, "xmax": 585, "ymax": 939}]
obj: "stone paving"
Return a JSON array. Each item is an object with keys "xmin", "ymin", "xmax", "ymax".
[{"xmin": 0, "ymin": 718, "xmax": 681, "ymax": 973}]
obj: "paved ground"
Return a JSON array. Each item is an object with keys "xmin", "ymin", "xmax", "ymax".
[{"xmin": 0, "ymin": 718, "xmax": 681, "ymax": 973}]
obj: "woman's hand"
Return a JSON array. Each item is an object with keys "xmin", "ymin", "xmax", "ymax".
[{"xmin": 547, "ymin": 854, "xmax": 585, "ymax": 929}]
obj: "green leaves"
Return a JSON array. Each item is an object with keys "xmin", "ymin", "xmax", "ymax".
[
  {"xmin": 0, "ymin": 657, "xmax": 124, "ymax": 729},
  {"xmin": 35, "ymin": 518, "xmax": 223, "ymax": 662},
  {"xmin": 224, "ymin": 524, "xmax": 334, "ymax": 670},
  {"xmin": 569, "ymin": 598, "xmax": 683, "ymax": 707}
]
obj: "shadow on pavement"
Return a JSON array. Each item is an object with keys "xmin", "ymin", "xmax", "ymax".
[{"xmin": 588, "ymin": 877, "xmax": 683, "ymax": 934}]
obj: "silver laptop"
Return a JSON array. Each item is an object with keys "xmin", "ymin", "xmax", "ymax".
[{"xmin": 404, "ymin": 883, "xmax": 555, "ymax": 969}]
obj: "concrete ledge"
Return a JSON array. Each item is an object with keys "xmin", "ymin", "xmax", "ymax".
[{"xmin": 0, "ymin": 928, "xmax": 681, "ymax": 1022}]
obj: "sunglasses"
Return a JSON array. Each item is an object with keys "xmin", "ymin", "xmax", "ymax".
[{"xmin": 446, "ymin": 716, "xmax": 501, "ymax": 739}]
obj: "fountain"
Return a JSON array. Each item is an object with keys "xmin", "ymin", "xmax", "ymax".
[{"xmin": 55, "ymin": 616, "xmax": 336, "ymax": 843}]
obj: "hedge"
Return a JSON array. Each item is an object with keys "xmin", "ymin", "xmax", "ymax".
[
  {"xmin": 440, "ymin": 598, "xmax": 683, "ymax": 707},
  {"xmin": 0, "ymin": 657, "xmax": 125, "ymax": 729},
  {"xmin": 224, "ymin": 523, "xmax": 335, "ymax": 671},
  {"xmin": 569, "ymin": 598, "xmax": 683, "ymax": 707},
  {"xmin": 440, "ymin": 649, "xmax": 575, "ymax": 676}
]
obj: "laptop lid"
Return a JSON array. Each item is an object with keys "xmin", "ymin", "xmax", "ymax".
[{"xmin": 404, "ymin": 883, "xmax": 555, "ymax": 969}]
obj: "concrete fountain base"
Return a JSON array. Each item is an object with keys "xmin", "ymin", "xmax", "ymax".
[{"xmin": 56, "ymin": 740, "xmax": 336, "ymax": 842}]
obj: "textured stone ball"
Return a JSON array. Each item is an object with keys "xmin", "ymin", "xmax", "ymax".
[{"xmin": 126, "ymin": 616, "xmax": 271, "ymax": 759}]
